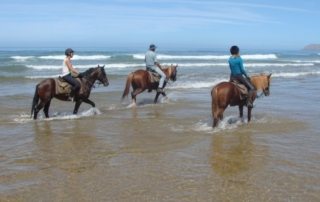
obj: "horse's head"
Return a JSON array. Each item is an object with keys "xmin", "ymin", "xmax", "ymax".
[
  {"xmin": 96, "ymin": 65, "xmax": 109, "ymax": 86},
  {"xmin": 251, "ymin": 73, "xmax": 272, "ymax": 96},
  {"xmin": 165, "ymin": 64, "xmax": 178, "ymax": 81}
]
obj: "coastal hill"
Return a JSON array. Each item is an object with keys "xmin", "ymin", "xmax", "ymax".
[{"xmin": 303, "ymin": 44, "xmax": 320, "ymax": 51}]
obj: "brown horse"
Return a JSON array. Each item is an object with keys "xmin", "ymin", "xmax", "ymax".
[
  {"xmin": 31, "ymin": 65, "xmax": 109, "ymax": 120},
  {"xmin": 121, "ymin": 64, "xmax": 178, "ymax": 104},
  {"xmin": 211, "ymin": 73, "xmax": 272, "ymax": 127}
]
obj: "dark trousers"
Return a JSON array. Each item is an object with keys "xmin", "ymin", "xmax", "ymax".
[
  {"xmin": 230, "ymin": 75, "xmax": 255, "ymax": 91},
  {"xmin": 62, "ymin": 74, "xmax": 80, "ymax": 95}
]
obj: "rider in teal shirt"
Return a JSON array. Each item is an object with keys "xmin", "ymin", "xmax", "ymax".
[{"xmin": 228, "ymin": 46, "xmax": 255, "ymax": 108}]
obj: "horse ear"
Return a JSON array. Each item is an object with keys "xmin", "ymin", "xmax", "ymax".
[
  {"xmin": 102, "ymin": 65, "xmax": 105, "ymax": 69},
  {"xmin": 98, "ymin": 64, "xmax": 100, "ymax": 68},
  {"xmin": 268, "ymin": 73, "xmax": 272, "ymax": 78}
]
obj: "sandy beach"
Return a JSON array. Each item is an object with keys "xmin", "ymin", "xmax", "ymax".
[{"xmin": 0, "ymin": 50, "xmax": 320, "ymax": 201}]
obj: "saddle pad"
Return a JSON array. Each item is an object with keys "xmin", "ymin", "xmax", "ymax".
[
  {"xmin": 55, "ymin": 78, "xmax": 72, "ymax": 95},
  {"xmin": 148, "ymin": 71, "xmax": 160, "ymax": 83}
]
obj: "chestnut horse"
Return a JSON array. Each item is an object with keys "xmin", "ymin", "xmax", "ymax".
[
  {"xmin": 122, "ymin": 64, "xmax": 178, "ymax": 104},
  {"xmin": 211, "ymin": 73, "xmax": 272, "ymax": 127},
  {"xmin": 31, "ymin": 65, "xmax": 109, "ymax": 120}
]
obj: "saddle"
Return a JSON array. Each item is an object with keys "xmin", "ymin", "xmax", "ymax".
[
  {"xmin": 230, "ymin": 80, "xmax": 248, "ymax": 100},
  {"xmin": 147, "ymin": 70, "xmax": 161, "ymax": 83}
]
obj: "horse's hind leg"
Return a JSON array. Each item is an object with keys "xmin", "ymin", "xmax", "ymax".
[
  {"xmin": 83, "ymin": 98, "xmax": 95, "ymax": 108},
  {"xmin": 213, "ymin": 108, "xmax": 225, "ymax": 127},
  {"xmin": 132, "ymin": 88, "xmax": 144, "ymax": 104},
  {"xmin": 239, "ymin": 105, "xmax": 244, "ymax": 118},
  {"xmin": 212, "ymin": 107, "xmax": 220, "ymax": 127},
  {"xmin": 34, "ymin": 101, "xmax": 45, "ymax": 120},
  {"xmin": 43, "ymin": 100, "xmax": 51, "ymax": 118}
]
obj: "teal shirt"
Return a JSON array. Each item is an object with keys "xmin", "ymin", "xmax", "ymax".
[{"xmin": 228, "ymin": 56, "xmax": 248, "ymax": 77}]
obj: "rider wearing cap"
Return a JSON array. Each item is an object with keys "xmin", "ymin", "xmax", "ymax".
[
  {"xmin": 228, "ymin": 45, "xmax": 255, "ymax": 108},
  {"xmin": 62, "ymin": 48, "xmax": 80, "ymax": 100},
  {"xmin": 145, "ymin": 44, "xmax": 166, "ymax": 93}
]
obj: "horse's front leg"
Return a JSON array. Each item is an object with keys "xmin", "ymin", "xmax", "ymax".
[
  {"xmin": 239, "ymin": 105, "xmax": 244, "ymax": 119},
  {"xmin": 73, "ymin": 100, "xmax": 83, "ymax": 114},
  {"xmin": 154, "ymin": 92, "xmax": 161, "ymax": 103},
  {"xmin": 83, "ymin": 98, "xmax": 95, "ymax": 108},
  {"xmin": 154, "ymin": 92, "xmax": 167, "ymax": 103},
  {"xmin": 247, "ymin": 106, "xmax": 253, "ymax": 123}
]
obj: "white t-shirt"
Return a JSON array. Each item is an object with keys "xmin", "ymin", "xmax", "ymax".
[
  {"xmin": 62, "ymin": 58, "xmax": 70, "ymax": 76},
  {"xmin": 145, "ymin": 50, "xmax": 158, "ymax": 68}
]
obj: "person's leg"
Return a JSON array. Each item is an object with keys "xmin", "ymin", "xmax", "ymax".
[
  {"xmin": 153, "ymin": 67, "xmax": 166, "ymax": 89},
  {"xmin": 235, "ymin": 76, "xmax": 255, "ymax": 107},
  {"xmin": 62, "ymin": 74, "xmax": 78, "ymax": 97}
]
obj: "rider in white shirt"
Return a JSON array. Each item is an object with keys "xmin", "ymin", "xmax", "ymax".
[
  {"xmin": 145, "ymin": 44, "xmax": 166, "ymax": 93},
  {"xmin": 62, "ymin": 48, "xmax": 80, "ymax": 100}
]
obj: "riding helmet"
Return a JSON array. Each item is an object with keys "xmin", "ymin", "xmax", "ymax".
[{"xmin": 65, "ymin": 48, "xmax": 74, "ymax": 56}]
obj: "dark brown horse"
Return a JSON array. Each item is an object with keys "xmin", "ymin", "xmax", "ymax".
[
  {"xmin": 31, "ymin": 65, "xmax": 109, "ymax": 120},
  {"xmin": 121, "ymin": 64, "xmax": 178, "ymax": 105},
  {"xmin": 211, "ymin": 74, "xmax": 272, "ymax": 127}
]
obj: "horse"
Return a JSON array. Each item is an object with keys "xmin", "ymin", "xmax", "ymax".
[
  {"xmin": 31, "ymin": 65, "xmax": 109, "ymax": 120},
  {"xmin": 121, "ymin": 64, "xmax": 178, "ymax": 104},
  {"xmin": 211, "ymin": 73, "xmax": 272, "ymax": 127}
]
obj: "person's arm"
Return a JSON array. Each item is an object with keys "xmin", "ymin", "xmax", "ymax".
[
  {"xmin": 154, "ymin": 53, "xmax": 162, "ymax": 69},
  {"xmin": 65, "ymin": 59, "xmax": 79, "ymax": 75},
  {"xmin": 239, "ymin": 58, "xmax": 249, "ymax": 78},
  {"xmin": 155, "ymin": 62, "xmax": 162, "ymax": 69}
]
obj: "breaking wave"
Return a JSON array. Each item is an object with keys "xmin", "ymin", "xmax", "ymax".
[
  {"xmin": 12, "ymin": 55, "xmax": 111, "ymax": 61},
  {"xmin": 133, "ymin": 54, "xmax": 278, "ymax": 60}
]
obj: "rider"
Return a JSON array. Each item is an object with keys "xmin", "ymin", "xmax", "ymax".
[
  {"xmin": 228, "ymin": 45, "xmax": 255, "ymax": 108},
  {"xmin": 145, "ymin": 44, "xmax": 166, "ymax": 93},
  {"xmin": 62, "ymin": 48, "xmax": 80, "ymax": 100}
]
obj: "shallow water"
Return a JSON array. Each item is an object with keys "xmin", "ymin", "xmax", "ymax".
[{"xmin": 1, "ymin": 50, "xmax": 320, "ymax": 201}]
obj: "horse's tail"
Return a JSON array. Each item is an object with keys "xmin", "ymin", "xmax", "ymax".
[
  {"xmin": 122, "ymin": 73, "xmax": 134, "ymax": 100},
  {"xmin": 31, "ymin": 85, "xmax": 39, "ymax": 118}
]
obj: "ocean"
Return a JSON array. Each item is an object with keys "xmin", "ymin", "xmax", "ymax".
[{"xmin": 1, "ymin": 49, "xmax": 320, "ymax": 201}]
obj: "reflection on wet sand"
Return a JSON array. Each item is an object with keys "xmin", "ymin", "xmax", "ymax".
[
  {"xmin": 208, "ymin": 130, "xmax": 270, "ymax": 201},
  {"xmin": 211, "ymin": 131, "xmax": 256, "ymax": 176},
  {"xmin": 23, "ymin": 120, "xmax": 116, "ymax": 201}
]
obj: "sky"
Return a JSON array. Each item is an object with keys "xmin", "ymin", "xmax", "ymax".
[{"xmin": 0, "ymin": 0, "xmax": 319, "ymax": 50}]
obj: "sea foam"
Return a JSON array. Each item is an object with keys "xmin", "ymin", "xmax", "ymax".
[
  {"xmin": 38, "ymin": 55, "xmax": 111, "ymax": 60},
  {"xmin": 273, "ymin": 71, "xmax": 320, "ymax": 78},
  {"xmin": 169, "ymin": 79, "xmax": 227, "ymax": 89},
  {"xmin": 133, "ymin": 54, "xmax": 278, "ymax": 60},
  {"xmin": 11, "ymin": 56, "xmax": 35, "ymax": 61},
  {"xmin": 26, "ymin": 63, "xmax": 144, "ymax": 70}
]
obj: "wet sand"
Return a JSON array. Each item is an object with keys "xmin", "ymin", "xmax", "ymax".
[{"xmin": 1, "ymin": 77, "xmax": 320, "ymax": 201}]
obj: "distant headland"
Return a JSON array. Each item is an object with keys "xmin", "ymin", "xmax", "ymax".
[{"xmin": 303, "ymin": 44, "xmax": 320, "ymax": 51}]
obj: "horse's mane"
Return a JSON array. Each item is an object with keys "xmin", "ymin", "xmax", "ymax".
[{"xmin": 82, "ymin": 67, "xmax": 96, "ymax": 77}]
